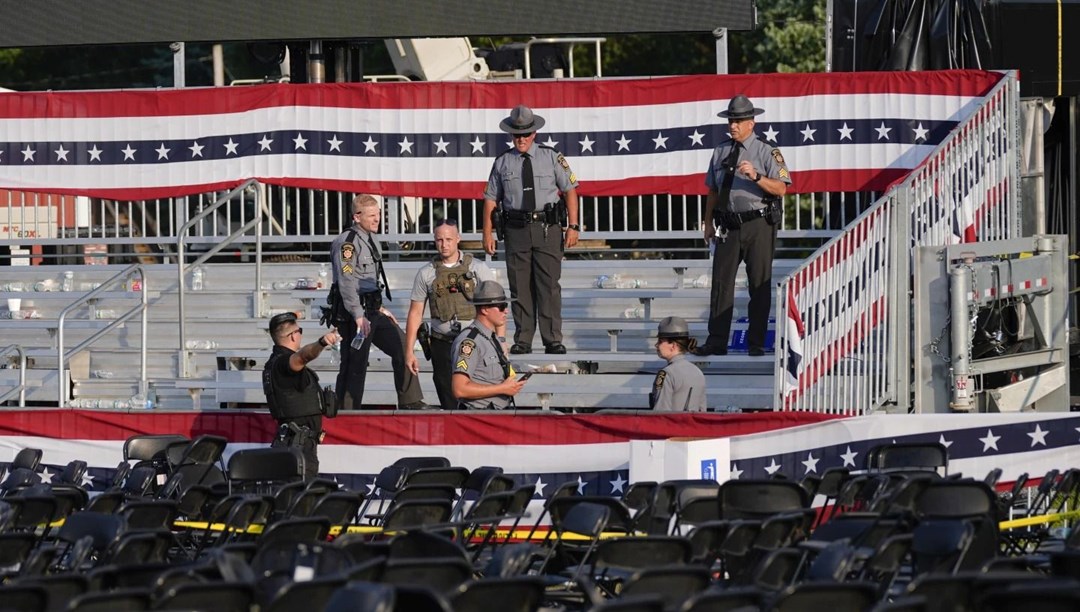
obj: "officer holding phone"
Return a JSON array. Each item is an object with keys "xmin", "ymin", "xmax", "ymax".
[{"xmin": 451, "ymin": 281, "xmax": 528, "ymax": 410}]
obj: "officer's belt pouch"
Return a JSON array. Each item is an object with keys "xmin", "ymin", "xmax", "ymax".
[
  {"xmin": 714, "ymin": 211, "xmax": 742, "ymax": 232},
  {"xmin": 766, "ymin": 201, "xmax": 782, "ymax": 226},
  {"xmin": 320, "ymin": 385, "xmax": 339, "ymax": 418},
  {"xmin": 360, "ymin": 291, "xmax": 382, "ymax": 313}
]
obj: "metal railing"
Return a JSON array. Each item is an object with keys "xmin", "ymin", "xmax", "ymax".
[
  {"xmin": 775, "ymin": 71, "xmax": 1021, "ymax": 415},
  {"xmin": 175, "ymin": 179, "xmax": 268, "ymax": 377},
  {"xmin": 0, "ymin": 345, "xmax": 27, "ymax": 407},
  {"xmin": 57, "ymin": 264, "xmax": 148, "ymax": 406}
]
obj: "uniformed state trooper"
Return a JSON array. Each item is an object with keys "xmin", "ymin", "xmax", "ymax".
[
  {"xmin": 482, "ymin": 104, "xmax": 581, "ymax": 356},
  {"xmin": 696, "ymin": 94, "xmax": 792, "ymax": 357},
  {"xmin": 404, "ymin": 218, "xmax": 500, "ymax": 411},
  {"xmin": 651, "ymin": 316, "xmax": 707, "ymax": 412},
  {"xmin": 329, "ymin": 194, "xmax": 427, "ymax": 410},
  {"xmin": 450, "ymin": 281, "xmax": 529, "ymax": 410}
]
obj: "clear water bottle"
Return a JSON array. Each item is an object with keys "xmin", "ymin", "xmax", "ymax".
[
  {"xmin": 623, "ymin": 307, "xmax": 644, "ymax": 319},
  {"xmin": 61, "ymin": 270, "xmax": 74, "ymax": 292},
  {"xmin": 191, "ymin": 266, "xmax": 204, "ymax": 291},
  {"xmin": 146, "ymin": 386, "xmax": 158, "ymax": 409},
  {"xmin": 350, "ymin": 329, "xmax": 366, "ymax": 350},
  {"xmin": 318, "ymin": 263, "xmax": 329, "ymax": 289}
]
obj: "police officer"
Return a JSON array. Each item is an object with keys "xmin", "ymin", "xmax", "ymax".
[
  {"xmin": 651, "ymin": 316, "xmax": 707, "ymax": 412},
  {"xmin": 263, "ymin": 311, "xmax": 340, "ymax": 480},
  {"xmin": 451, "ymin": 281, "xmax": 528, "ymax": 410},
  {"xmin": 482, "ymin": 104, "xmax": 581, "ymax": 356},
  {"xmin": 330, "ymin": 194, "xmax": 426, "ymax": 410},
  {"xmin": 404, "ymin": 218, "xmax": 501, "ymax": 410},
  {"xmin": 696, "ymin": 94, "xmax": 791, "ymax": 357}
]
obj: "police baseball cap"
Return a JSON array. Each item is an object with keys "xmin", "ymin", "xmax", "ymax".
[
  {"xmin": 468, "ymin": 280, "xmax": 515, "ymax": 306},
  {"xmin": 499, "ymin": 105, "xmax": 546, "ymax": 134},
  {"xmin": 657, "ymin": 316, "xmax": 692, "ymax": 339},
  {"xmin": 718, "ymin": 94, "xmax": 766, "ymax": 120},
  {"xmin": 268, "ymin": 311, "xmax": 298, "ymax": 335}
]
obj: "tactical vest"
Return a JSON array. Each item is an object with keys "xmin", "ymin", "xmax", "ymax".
[
  {"xmin": 428, "ymin": 253, "xmax": 476, "ymax": 322},
  {"xmin": 262, "ymin": 349, "xmax": 323, "ymax": 421}
]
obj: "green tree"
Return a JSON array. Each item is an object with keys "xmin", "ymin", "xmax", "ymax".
[{"xmin": 734, "ymin": 0, "xmax": 827, "ymax": 73}]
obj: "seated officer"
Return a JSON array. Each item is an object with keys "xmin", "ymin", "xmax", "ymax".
[
  {"xmin": 651, "ymin": 316, "xmax": 707, "ymax": 412},
  {"xmin": 263, "ymin": 311, "xmax": 340, "ymax": 480},
  {"xmin": 450, "ymin": 281, "xmax": 529, "ymax": 410}
]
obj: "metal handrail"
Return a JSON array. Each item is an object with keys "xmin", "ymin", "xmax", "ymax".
[
  {"xmin": 176, "ymin": 179, "xmax": 268, "ymax": 377},
  {"xmin": 57, "ymin": 264, "xmax": 148, "ymax": 406},
  {"xmin": 0, "ymin": 345, "xmax": 27, "ymax": 407}
]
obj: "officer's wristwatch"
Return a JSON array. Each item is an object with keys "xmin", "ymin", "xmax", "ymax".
[
  {"xmin": 752, "ymin": 173, "xmax": 762, "ymax": 183},
  {"xmin": 318, "ymin": 337, "xmax": 330, "ymax": 347},
  {"xmin": 567, "ymin": 224, "xmax": 581, "ymax": 232}
]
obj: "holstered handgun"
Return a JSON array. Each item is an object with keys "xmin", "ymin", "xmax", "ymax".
[
  {"xmin": 324, "ymin": 283, "xmax": 350, "ymax": 327},
  {"xmin": 556, "ymin": 196, "xmax": 568, "ymax": 228},
  {"xmin": 417, "ymin": 322, "xmax": 433, "ymax": 361},
  {"xmin": 492, "ymin": 208, "xmax": 505, "ymax": 241}
]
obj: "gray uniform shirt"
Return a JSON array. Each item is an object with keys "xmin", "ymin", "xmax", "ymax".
[
  {"xmin": 705, "ymin": 133, "xmax": 792, "ymax": 213},
  {"xmin": 650, "ymin": 353, "xmax": 707, "ymax": 412},
  {"xmin": 451, "ymin": 321, "xmax": 512, "ymax": 410},
  {"xmin": 409, "ymin": 255, "xmax": 497, "ymax": 336},
  {"xmin": 483, "ymin": 143, "xmax": 578, "ymax": 211},
  {"xmin": 331, "ymin": 225, "xmax": 382, "ymax": 320}
]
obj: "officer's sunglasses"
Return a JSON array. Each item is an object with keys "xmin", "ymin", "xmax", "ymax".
[
  {"xmin": 435, "ymin": 218, "xmax": 459, "ymax": 227},
  {"xmin": 485, "ymin": 304, "xmax": 508, "ymax": 312},
  {"xmin": 288, "ymin": 328, "xmax": 303, "ymax": 338},
  {"xmin": 512, "ymin": 132, "xmax": 534, "ymax": 139}
]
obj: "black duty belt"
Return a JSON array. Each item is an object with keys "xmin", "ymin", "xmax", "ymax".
[
  {"xmin": 504, "ymin": 209, "xmax": 556, "ymax": 224},
  {"xmin": 430, "ymin": 330, "xmax": 457, "ymax": 343},
  {"xmin": 731, "ymin": 208, "xmax": 769, "ymax": 222}
]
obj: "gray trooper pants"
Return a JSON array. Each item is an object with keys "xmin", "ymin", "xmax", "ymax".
[{"xmin": 503, "ymin": 221, "xmax": 563, "ymax": 348}]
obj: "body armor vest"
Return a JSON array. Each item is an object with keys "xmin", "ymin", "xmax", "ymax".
[
  {"xmin": 263, "ymin": 349, "xmax": 323, "ymax": 421},
  {"xmin": 429, "ymin": 253, "xmax": 476, "ymax": 322}
]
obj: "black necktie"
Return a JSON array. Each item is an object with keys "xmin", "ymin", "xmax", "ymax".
[
  {"xmin": 521, "ymin": 153, "xmax": 536, "ymax": 212},
  {"xmin": 365, "ymin": 233, "xmax": 392, "ymax": 302},
  {"xmin": 718, "ymin": 142, "xmax": 741, "ymax": 212}
]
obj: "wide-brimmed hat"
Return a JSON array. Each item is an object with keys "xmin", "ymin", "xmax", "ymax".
[
  {"xmin": 469, "ymin": 280, "xmax": 515, "ymax": 306},
  {"xmin": 499, "ymin": 105, "xmax": 546, "ymax": 134},
  {"xmin": 717, "ymin": 94, "xmax": 765, "ymax": 120},
  {"xmin": 657, "ymin": 316, "xmax": 692, "ymax": 339}
]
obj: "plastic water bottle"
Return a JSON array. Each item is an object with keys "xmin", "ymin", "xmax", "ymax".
[
  {"xmin": 146, "ymin": 387, "xmax": 158, "ymax": 409},
  {"xmin": 61, "ymin": 270, "xmax": 74, "ymax": 292},
  {"xmin": 191, "ymin": 266, "xmax": 204, "ymax": 291},
  {"xmin": 351, "ymin": 329, "xmax": 366, "ymax": 350},
  {"xmin": 692, "ymin": 274, "xmax": 712, "ymax": 288},
  {"xmin": 318, "ymin": 263, "xmax": 329, "ymax": 289},
  {"xmin": 623, "ymin": 307, "xmax": 644, "ymax": 319},
  {"xmin": 615, "ymin": 278, "xmax": 645, "ymax": 289}
]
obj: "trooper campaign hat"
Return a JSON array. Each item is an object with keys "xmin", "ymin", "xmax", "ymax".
[
  {"xmin": 499, "ymin": 105, "xmax": 546, "ymax": 134},
  {"xmin": 657, "ymin": 316, "xmax": 692, "ymax": 339},
  {"xmin": 268, "ymin": 311, "xmax": 298, "ymax": 335},
  {"xmin": 718, "ymin": 94, "xmax": 766, "ymax": 119},
  {"xmin": 469, "ymin": 280, "xmax": 515, "ymax": 306}
]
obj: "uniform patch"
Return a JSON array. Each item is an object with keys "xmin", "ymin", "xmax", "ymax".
[
  {"xmin": 341, "ymin": 243, "xmax": 355, "ymax": 271},
  {"xmin": 459, "ymin": 339, "xmax": 475, "ymax": 357},
  {"xmin": 456, "ymin": 359, "xmax": 468, "ymax": 371},
  {"xmin": 569, "ymin": 172, "xmax": 578, "ymax": 184},
  {"xmin": 557, "ymin": 153, "xmax": 572, "ymax": 172},
  {"xmin": 653, "ymin": 370, "xmax": 667, "ymax": 389}
]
